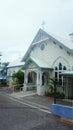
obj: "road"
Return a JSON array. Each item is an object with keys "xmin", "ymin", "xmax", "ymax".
[{"xmin": 0, "ymin": 89, "xmax": 73, "ymax": 130}]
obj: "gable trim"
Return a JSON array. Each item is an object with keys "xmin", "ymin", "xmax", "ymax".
[
  {"xmin": 23, "ymin": 57, "xmax": 53, "ymax": 70},
  {"xmin": 22, "ymin": 28, "xmax": 73, "ymax": 62}
]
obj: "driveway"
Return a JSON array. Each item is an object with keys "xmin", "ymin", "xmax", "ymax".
[
  {"xmin": 0, "ymin": 90, "xmax": 73, "ymax": 130},
  {"xmin": 10, "ymin": 91, "xmax": 73, "ymax": 126}
]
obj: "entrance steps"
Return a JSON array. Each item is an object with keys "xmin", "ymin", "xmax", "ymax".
[{"xmin": 10, "ymin": 90, "xmax": 36, "ymax": 98}]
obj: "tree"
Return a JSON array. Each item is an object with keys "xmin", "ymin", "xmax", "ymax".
[
  {"xmin": 12, "ymin": 70, "xmax": 24, "ymax": 85},
  {"xmin": 1, "ymin": 62, "xmax": 9, "ymax": 75},
  {"xmin": 48, "ymin": 78, "xmax": 57, "ymax": 104}
]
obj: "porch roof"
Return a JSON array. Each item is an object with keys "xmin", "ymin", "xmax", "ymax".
[
  {"xmin": 61, "ymin": 71, "xmax": 73, "ymax": 76},
  {"xmin": 24, "ymin": 56, "xmax": 53, "ymax": 70}
]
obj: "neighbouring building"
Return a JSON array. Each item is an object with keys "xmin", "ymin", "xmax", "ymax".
[
  {"xmin": 7, "ymin": 57, "xmax": 24, "ymax": 84},
  {"xmin": 22, "ymin": 28, "xmax": 73, "ymax": 98}
]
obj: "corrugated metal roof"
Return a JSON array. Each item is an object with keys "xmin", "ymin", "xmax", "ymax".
[
  {"xmin": 22, "ymin": 28, "xmax": 73, "ymax": 61},
  {"xmin": 7, "ymin": 57, "xmax": 24, "ymax": 68},
  {"xmin": 24, "ymin": 56, "xmax": 53, "ymax": 69},
  {"xmin": 30, "ymin": 56, "xmax": 50, "ymax": 68},
  {"xmin": 48, "ymin": 32, "xmax": 73, "ymax": 50}
]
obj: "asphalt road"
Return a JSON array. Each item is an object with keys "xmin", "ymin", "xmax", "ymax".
[{"xmin": 0, "ymin": 89, "xmax": 73, "ymax": 130}]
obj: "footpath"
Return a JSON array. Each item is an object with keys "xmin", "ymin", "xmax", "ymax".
[
  {"xmin": 9, "ymin": 90, "xmax": 53, "ymax": 112},
  {"xmin": 0, "ymin": 87, "xmax": 73, "ymax": 126},
  {"xmin": 0, "ymin": 87, "xmax": 53, "ymax": 112}
]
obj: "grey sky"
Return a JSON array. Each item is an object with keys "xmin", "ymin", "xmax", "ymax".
[{"xmin": 0, "ymin": 0, "xmax": 73, "ymax": 62}]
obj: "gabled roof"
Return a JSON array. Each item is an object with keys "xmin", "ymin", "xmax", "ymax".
[
  {"xmin": 22, "ymin": 28, "xmax": 73, "ymax": 61},
  {"xmin": 22, "ymin": 28, "xmax": 50, "ymax": 61},
  {"xmin": 32, "ymin": 28, "xmax": 49, "ymax": 44},
  {"xmin": 24, "ymin": 56, "xmax": 53, "ymax": 70},
  {"xmin": 48, "ymin": 32, "xmax": 73, "ymax": 50},
  {"xmin": 7, "ymin": 57, "xmax": 24, "ymax": 68}
]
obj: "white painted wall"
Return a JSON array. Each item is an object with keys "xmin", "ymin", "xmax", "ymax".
[
  {"xmin": 31, "ymin": 39, "xmax": 73, "ymax": 70},
  {"xmin": 23, "ymin": 37, "xmax": 73, "ymax": 95},
  {"xmin": 7, "ymin": 66, "xmax": 22, "ymax": 77}
]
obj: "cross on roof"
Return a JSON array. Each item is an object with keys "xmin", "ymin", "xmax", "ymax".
[{"xmin": 41, "ymin": 21, "xmax": 46, "ymax": 30}]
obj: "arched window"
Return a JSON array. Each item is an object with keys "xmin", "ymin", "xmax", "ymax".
[
  {"xmin": 63, "ymin": 66, "xmax": 66, "ymax": 70},
  {"xmin": 54, "ymin": 63, "xmax": 67, "ymax": 86},
  {"xmin": 55, "ymin": 66, "xmax": 58, "ymax": 70},
  {"xmin": 59, "ymin": 63, "xmax": 62, "ymax": 70}
]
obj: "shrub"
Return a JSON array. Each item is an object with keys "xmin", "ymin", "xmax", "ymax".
[
  {"xmin": 12, "ymin": 70, "xmax": 24, "ymax": 90},
  {"xmin": 45, "ymin": 91, "xmax": 65, "ymax": 99}
]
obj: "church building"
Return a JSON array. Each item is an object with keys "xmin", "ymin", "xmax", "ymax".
[{"xmin": 22, "ymin": 28, "xmax": 73, "ymax": 99}]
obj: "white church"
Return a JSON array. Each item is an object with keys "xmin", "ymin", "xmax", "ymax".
[{"xmin": 22, "ymin": 28, "xmax": 73, "ymax": 99}]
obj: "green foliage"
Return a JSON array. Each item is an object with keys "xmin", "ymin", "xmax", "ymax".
[
  {"xmin": 45, "ymin": 77, "xmax": 65, "ymax": 99},
  {"xmin": 45, "ymin": 91, "xmax": 65, "ymax": 99},
  {"xmin": 12, "ymin": 70, "xmax": 24, "ymax": 84},
  {"xmin": 48, "ymin": 77, "xmax": 58, "ymax": 93},
  {"xmin": 48, "ymin": 77, "xmax": 58, "ymax": 86},
  {"xmin": 1, "ymin": 62, "xmax": 9, "ymax": 75}
]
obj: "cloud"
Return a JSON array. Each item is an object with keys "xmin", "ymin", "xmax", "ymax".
[{"xmin": 0, "ymin": 0, "xmax": 73, "ymax": 62}]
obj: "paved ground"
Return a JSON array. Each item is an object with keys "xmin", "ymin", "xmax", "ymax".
[
  {"xmin": 0, "ymin": 87, "xmax": 53, "ymax": 111},
  {"xmin": 0, "ymin": 87, "xmax": 73, "ymax": 130},
  {"xmin": 9, "ymin": 91, "xmax": 53, "ymax": 111}
]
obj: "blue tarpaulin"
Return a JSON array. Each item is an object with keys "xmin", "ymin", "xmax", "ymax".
[{"xmin": 0, "ymin": 75, "xmax": 7, "ymax": 79}]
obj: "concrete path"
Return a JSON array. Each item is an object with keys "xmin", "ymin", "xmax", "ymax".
[
  {"xmin": 8, "ymin": 90, "xmax": 54, "ymax": 112},
  {"xmin": 10, "ymin": 90, "xmax": 37, "ymax": 98}
]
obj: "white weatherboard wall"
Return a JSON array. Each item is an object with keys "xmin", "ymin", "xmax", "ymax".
[
  {"xmin": 31, "ymin": 40, "xmax": 72, "ymax": 70},
  {"xmin": 22, "ymin": 29, "xmax": 73, "ymax": 96},
  {"xmin": 7, "ymin": 66, "xmax": 22, "ymax": 77}
]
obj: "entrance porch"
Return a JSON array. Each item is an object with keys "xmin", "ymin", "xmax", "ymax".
[
  {"xmin": 23, "ymin": 57, "xmax": 53, "ymax": 95},
  {"xmin": 23, "ymin": 69, "xmax": 53, "ymax": 95}
]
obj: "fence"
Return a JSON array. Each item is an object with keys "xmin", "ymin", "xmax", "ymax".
[
  {"xmin": 53, "ymin": 84, "xmax": 73, "ymax": 107},
  {"xmin": 13, "ymin": 84, "xmax": 23, "ymax": 92}
]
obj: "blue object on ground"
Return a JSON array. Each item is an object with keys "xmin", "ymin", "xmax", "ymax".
[{"xmin": 51, "ymin": 104, "xmax": 73, "ymax": 120}]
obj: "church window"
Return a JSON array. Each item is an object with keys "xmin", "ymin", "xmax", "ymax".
[
  {"xmin": 54, "ymin": 63, "xmax": 67, "ymax": 86},
  {"xmin": 59, "ymin": 63, "xmax": 62, "ymax": 70},
  {"xmin": 63, "ymin": 66, "xmax": 66, "ymax": 70},
  {"xmin": 40, "ymin": 43, "xmax": 45, "ymax": 50},
  {"xmin": 55, "ymin": 66, "xmax": 58, "ymax": 70}
]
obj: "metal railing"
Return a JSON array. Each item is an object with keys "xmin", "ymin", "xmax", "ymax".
[{"xmin": 13, "ymin": 84, "xmax": 23, "ymax": 92}]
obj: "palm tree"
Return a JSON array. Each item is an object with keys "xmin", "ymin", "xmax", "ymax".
[{"xmin": 48, "ymin": 78, "xmax": 58, "ymax": 104}]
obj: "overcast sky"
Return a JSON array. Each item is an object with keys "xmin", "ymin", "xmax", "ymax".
[{"xmin": 0, "ymin": 0, "xmax": 73, "ymax": 62}]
